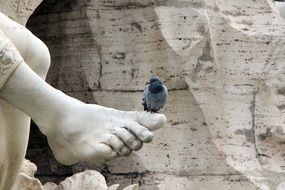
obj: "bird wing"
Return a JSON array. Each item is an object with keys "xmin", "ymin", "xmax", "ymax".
[
  {"xmin": 163, "ymin": 85, "xmax": 168, "ymax": 96},
  {"xmin": 142, "ymin": 85, "xmax": 149, "ymax": 100},
  {"xmin": 142, "ymin": 85, "xmax": 150, "ymax": 104},
  {"xmin": 142, "ymin": 85, "xmax": 150, "ymax": 110},
  {"xmin": 162, "ymin": 85, "xmax": 168, "ymax": 103}
]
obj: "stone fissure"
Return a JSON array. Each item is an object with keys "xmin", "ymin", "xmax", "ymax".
[{"xmin": 251, "ymin": 90, "xmax": 259, "ymax": 158}]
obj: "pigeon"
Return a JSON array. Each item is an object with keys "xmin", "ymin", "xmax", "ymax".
[{"xmin": 142, "ymin": 77, "xmax": 168, "ymax": 113}]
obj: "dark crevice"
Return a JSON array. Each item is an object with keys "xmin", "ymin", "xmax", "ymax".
[
  {"xmin": 62, "ymin": 87, "xmax": 190, "ymax": 93},
  {"xmin": 97, "ymin": 44, "xmax": 103, "ymax": 90},
  {"xmin": 251, "ymin": 89, "xmax": 259, "ymax": 158}
]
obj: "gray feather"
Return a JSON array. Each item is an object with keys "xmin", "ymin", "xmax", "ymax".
[{"xmin": 142, "ymin": 84, "xmax": 167, "ymax": 112}]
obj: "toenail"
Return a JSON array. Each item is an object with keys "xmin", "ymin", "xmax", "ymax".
[
  {"xmin": 121, "ymin": 147, "xmax": 131, "ymax": 155},
  {"xmin": 132, "ymin": 141, "xmax": 141, "ymax": 149}
]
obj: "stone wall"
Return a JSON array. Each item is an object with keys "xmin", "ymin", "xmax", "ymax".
[{"xmin": 0, "ymin": 0, "xmax": 42, "ymax": 25}]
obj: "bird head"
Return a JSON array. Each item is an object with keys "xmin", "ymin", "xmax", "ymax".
[{"xmin": 147, "ymin": 77, "xmax": 164, "ymax": 93}]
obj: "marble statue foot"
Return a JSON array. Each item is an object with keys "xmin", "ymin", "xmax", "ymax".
[{"xmin": 45, "ymin": 104, "xmax": 166, "ymax": 165}]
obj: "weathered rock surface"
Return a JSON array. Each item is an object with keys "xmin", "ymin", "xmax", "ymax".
[
  {"xmin": 48, "ymin": 170, "xmax": 139, "ymax": 190},
  {"xmin": 43, "ymin": 182, "xmax": 57, "ymax": 190},
  {"xmin": 55, "ymin": 170, "xmax": 108, "ymax": 190},
  {"xmin": 12, "ymin": 159, "xmax": 44, "ymax": 190},
  {"xmin": 0, "ymin": 0, "xmax": 42, "ymax": 25},
  {"xmin": 13, "ymin": 160, "xmax": 138, "ymax": 190}
]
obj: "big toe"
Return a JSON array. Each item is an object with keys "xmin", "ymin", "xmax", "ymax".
[{"xmin": 137, "ymin": 112, "xmax": 166, "ymax": 131}]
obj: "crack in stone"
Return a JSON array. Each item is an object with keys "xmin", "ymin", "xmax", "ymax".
[
  {"xmin": 103, "ymin": 171, "xmax": 242, "ymax": 178},
  {"xmin": 63, "ymin": 87, "xmax": 190, "ymax": 93},
  {"xmin": 251, "ymin": 90, "xmax": 259, "ymax": 158},
  {"xmin": 97, "ymin": 44, "xmax": 103, "ymax": 90},
  {"xmin": 102, "ymin": 2, "xmax": 155, "ymax": 10}
]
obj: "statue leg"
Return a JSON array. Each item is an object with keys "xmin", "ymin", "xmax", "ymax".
[{"xmin": 0, "ymin": 12, "xmax": 50, "ymax": 190}]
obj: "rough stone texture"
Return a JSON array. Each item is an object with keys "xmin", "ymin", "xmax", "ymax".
[
  {"xmin": 0, "ymin": 0, "xmax": 42, "ymax": 25},
  {"xmin": 12, "ymin": 159, "xmax": 44, "ymax": 190},
  {"xmin": 20, "ymin": 159, "xmax": 38, "ymax": 177},
  {"xmin": 13, "ymin": 173, "xmax": 44, "ymax": 190},
  {"xmin": 43, "ymin": 183, "xmax": 57, "ymax": 190},
  {"xmin": 23, "ymin": 0, "xmax": 285, "ymax": 190},
  {"xmin": 12, "ymin": 160, "xmax": 137, "ymax": 190},
  {"xmin": 43, "ymin": 170, "xmax": 139, "ymax": 190},
  {"xmin": 55, "ymin": 170, "xmax": 108, "ymax": 190}
]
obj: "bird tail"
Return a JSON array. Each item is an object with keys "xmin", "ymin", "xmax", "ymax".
[{"xmin": 143, "ymin": 102, "xmax": 148, "ymax": 111}]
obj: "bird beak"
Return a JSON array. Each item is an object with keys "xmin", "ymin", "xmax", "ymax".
[{"xmin": 146, "ymin": 82, "xmax": 150, "ymax": 85}]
